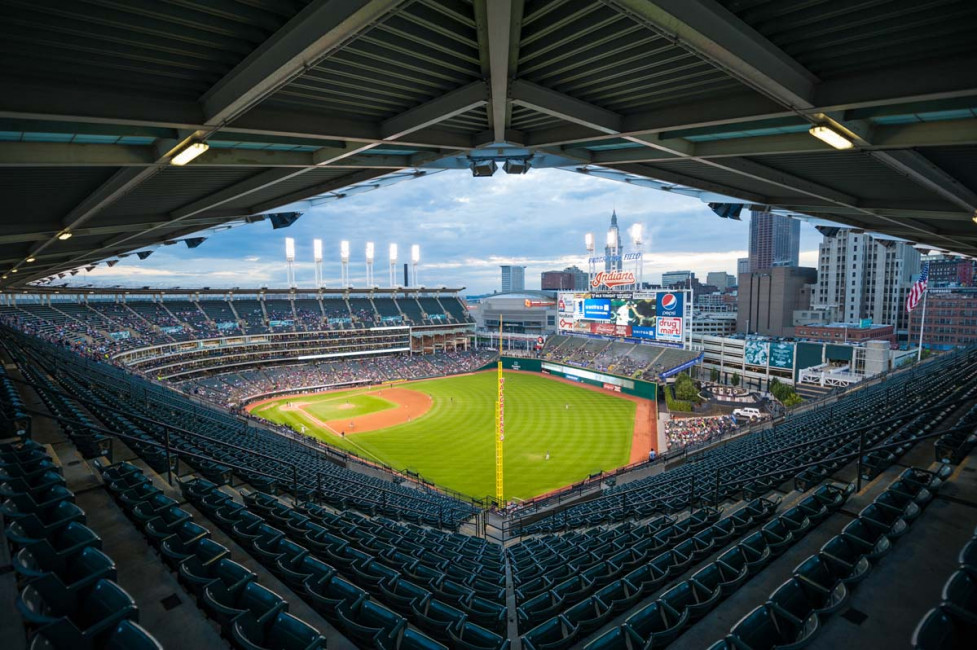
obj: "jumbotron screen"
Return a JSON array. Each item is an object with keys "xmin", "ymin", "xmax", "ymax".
[{"xmin": 557, "ymin": 291, "xmax": 687, "ymax": 344}]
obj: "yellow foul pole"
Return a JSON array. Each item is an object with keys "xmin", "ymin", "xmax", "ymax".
[{"xmin": 495, "ymin": 319, "xmax": 504, "ymax": 504}]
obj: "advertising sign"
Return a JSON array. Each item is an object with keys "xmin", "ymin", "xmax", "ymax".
[
  {"xmin": 590, "ymin": 322, "xmax": 631, "ymax": 337},
  {"xmin": 582, "ymin": 298, "xmax": 612, "ymax": 320},
  {"xmin": 524, "ymin": 298, "xmax": 555, "ymax": 308},
  {"xmin": 558, "ymin": 316, "xmax": 576, "ymax": 331},
  {"xmin": 590, "ymin": 270, "xmax": 636, "ymax": 290},
  {"xmin": 744, "ymin": 339, "xmax": 770, "ymax": 366},
  {"xmin": 269, "ymin": 320, "xmax": 294, "ymax": 327},
  {"xmin": 656, "ymin": 291, "xmax": 684, "ymax": 317},
  {"xmin": 161, "ymin": 326, "xmax": 183, "ymax": 334},
  {"xmin": 217, "ymin": 321, "xmax": 238, "ymax": 331},
  {"xmin": 769, "ymin": 342, "xmax": 795, "ymax": 369},
  {"xmin": 656, "ymin": 317, "xmax": 683, "ymax": 342},
  {"xmin": 109, "ymin": 331, "xmax": 130, "ymax": 340},
  {"xmin": 631, "ymin": 325, "xmax": 657, "ymax": 340},
  {"xmin": 609, "ymin": 298, "xmax": 657, "ymax": 327}
]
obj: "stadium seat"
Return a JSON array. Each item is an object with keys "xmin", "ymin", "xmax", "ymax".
[
  {"xmin": 4, "ymin": 501, "xmax": 86, "ymax": 547},
  {"xmin": 337, "ymin": 599, "xmax": 406, "ymax": 647},
  {"xmin": 729, "ymin": 604, "xmax": 819, "ymax": 650},
  {"xmin": 3, "ymin": 484, "xmax": 74, "ymax": 514},
  {"xmin": 521, "ymin": 615, "xmax": 579, "ymax": 650},
  {"xmin": 563, "ymin": 594, "xmax": 612, "ymax": 635},
  {"xmin": 594, "ymin": 579, "xmax": 643, "ymax": 615},
  {"xmin": 858, "ymin": 503, "xmax": 909, "ymax": 539},
  {"xmin": 158, "ymin": 521, "xmax": 211, "ymax": 567},
  {"xmin": 21, "ymin": 546, "xmax": 116, "ymax": 598},
  {"xmin": 739, "ymin": 531, "xmax": 772, "ymax": 575},
  {"xmin": 912, "ymin": 605, "xmax": 977, "ymax": 649},
  {"xmin": 143, "ymin": 506, "xmax": 193, "ymax": 546},
  {"xmin": 462, "ymin": 595, "xmax": 507, "ymax": 634},
  {"xmin": 715, "ymin": 547, "xmax": 751, "ymax": 594},
  {"xmin": 103, "ymin": 620, "xmax": 165, "ymax": 650},
  {"xmin": 410, "ymin": 595, "xmax": 465, "ymax": 641},
  {"xmin": 448, "ymin": 621, "xmax": 509, "ymax": 650},
  {"xmin": 769, "ymin": 576, "xmax": 848, "ymax": 619},
  {"xmin": 583, "ymin": 625, "xmax": 644, "ymax": 650},
  {"xmin": 179, "ymin": 556, "xmax": 255, "ymax": 600},
  {"xmin": 819, "ymin": 536, "xmax": 872, "ymax": 585},
  {"xmin": 760, "ymin": 519, "xmax": 794, "ymax": 557},
  {"xmin": 202, "ymin": 580, "xmax": 287, "ymax": 629},
  {"xmin": 942, "ymin": 567, "xmax": 977, "ymax": 616},
  {"xmin": 14, "ymin": 522, "xmax": 101, "ymax": 577},
  {"xmin": 664, "ymin": 577, "xmax": 722, "ymax": 622},
  {"xmin": 624, "ymin": 599, "xmax": 688, "ymax": 647},
  {"xmin": 840, "ymin": 518, "xmax": 892, "ymax": 561},
  {"xmin": 17, "ymin": 579, "xmax": 137, "ymax": 642},
  {"xmin": 232, "ymin": 611, "xmax": 326, "ymax": 650},
  {"xmin": 304, "ymin": 574, "xmax": 367, "ymax": 623}
]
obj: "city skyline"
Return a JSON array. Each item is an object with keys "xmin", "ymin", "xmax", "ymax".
[{"xmin": 67, "ymin": 168, "xmax": 824, "ymax": 294}]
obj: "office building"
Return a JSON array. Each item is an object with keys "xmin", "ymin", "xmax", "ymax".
[
  {"xmin": 814, "ymin": 228, "xmax": 920, "ymax": 335},
  {"xmin": 707, "ymin": 271, "xmax": 736, "ymax": 291},
  {"xmin": 737, "ymin": 258, "xmax": 750, "ymax": 276},
  {"xmin": 748, "ymin": 208, "xmax": 800, "ymax": 271},
  {"xmin": 737, "ymin": 266, "xmax": 818, "ymax": 337},
  {"xmin": 604, "ymin": 210, "xmax": 623, "ymax": 272},
  {"xmin": 909, "ymin": 288, "xmax": 977, "ymax": 348},
  {"xmin": 500, "ymin": 265, "xmax": 525, "ymax": 293},
  {"xmin": 540, "ymin": 266, "xmax": 588, "ymax": 291},
  {"xmin": 926, "ymin": 256, "xmax": 975, "ymax": 287},
  {"xmin": 662, "ymin": 270, "xmax": 693, "ymax": 287}
]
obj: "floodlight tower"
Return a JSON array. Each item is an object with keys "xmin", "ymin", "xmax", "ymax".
[
  {"xmin": 340, "ymin": 240, "xmax": 350, "ymax": 287},
  {"xmin": 606, "ymin": 228, "xmax": 618, "ymax": 271},
  {"xmin": 285, "ymin": 237, "xmax": 296, "ymax": 288},
  {"xmin": 389, "ymin": 243, "xmax": 398, "ymax": 287},
  {"xmin": 365, "ymin": 242, "xmax": 375, "ymax": 286},
  {"xmin": 411, "ymin": 245, "xmax": 420, "ymax": 287},
  {"xmin": 313, "ymin": 238, "xmax": 323, "ymax": 288},
  {"xmin": 585, "ymin": 232, "xmax": 595, "ymax": 287},
  {"xmin": 630, "ymin": 224, "xmax": 644, "ymax": 290}
]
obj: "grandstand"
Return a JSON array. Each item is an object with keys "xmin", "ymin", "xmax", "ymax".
[{"xmin": 3, "ymin": 1, "xmax": 977, "ymax": 648}]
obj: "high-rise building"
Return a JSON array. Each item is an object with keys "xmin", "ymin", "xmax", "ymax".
[
  {"xmin": 541, "ymin": 266, "xmax": 589, "ymax": 291},
  {"xmin": 738, "ymin": 258, "xmax": 750, "ymax": 276},
  {"xmin": 662, "ymin": 270, "xmax": 693, "ymax": 287},
  {"xmin": 604, "ymin": 210, "xmax": 623, "ymax": 272},
  {"xmin": 909, "ymin": 288, "xmax": 977, "ymax": 348},
  {"xmin": 748, "ymin": 208, "xmax": 800, "ymax": 271},
  {"xmin": 500, "ymin": 265, "xmax": 525, "ymax": 293},
  {"xmin": 737, "ymin": 266, "xmax": 818, "ymax": 337},
  {"xmin": 926, "ymin": 256, "xmax": 975, "ymax": 287},
  {"xmin": 707, "ymin": 271, "xmax": 736, "ymax": 291},
  {"xmin": 813, "ymin": 228, "xmax": 920, "ymax": 335}
]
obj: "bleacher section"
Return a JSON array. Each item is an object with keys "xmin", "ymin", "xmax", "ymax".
[
  {"xmin": 542, "ymin": 334, "xmax": 700, "ymax": 382},
  {"xmin": 234, "ymin": 300, "xmax": 268, "ymax": 334}
]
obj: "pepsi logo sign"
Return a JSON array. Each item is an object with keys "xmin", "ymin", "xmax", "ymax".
[{"xmin": 660, "ymin": 293, "xmax": 677, "ymax": 310}]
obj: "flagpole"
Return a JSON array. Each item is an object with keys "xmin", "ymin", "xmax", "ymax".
[{"xmin": 916, "ymin": 288, "xmax": 928, "ymax": 362}]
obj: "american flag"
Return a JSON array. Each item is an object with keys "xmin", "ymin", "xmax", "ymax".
[{"xmin": 905, "ymin": 262, "xmax": 929, "ymax": 313}]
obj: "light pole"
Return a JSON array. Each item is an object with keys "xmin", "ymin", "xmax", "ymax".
[
  {"xmin": 284, "ymin": 237, "xmax": 295, "ymax": 288},
  {"xmin": 365, "ymin": 242, "xmax": 375, "ymax": 286},
  {"xmin": 389, "ymin": 243, "xmax": 398, "ymax": 287},
  {"xmin": 313, "ymin": 238, "xmax": 323, "ymax": 288},
  {"xmin": 340, "ymin": 240, "xmax": 350, "ymax": 287},
  {"xmin": 585, "ymin": 232, "xmax": 595, "ymax": 286},
  {"xmin": 411, "ymin": 245, "xmax": 420, "ymax": 287}
]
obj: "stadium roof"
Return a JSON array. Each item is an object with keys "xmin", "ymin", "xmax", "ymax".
[{"xmin": 1, "ymin": 0, "xmax": 976, "ymax": 287}]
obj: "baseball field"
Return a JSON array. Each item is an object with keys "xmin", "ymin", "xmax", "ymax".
[{"xmin": 247, "ymin": 371, "xmax": 654, "ymax": 501}]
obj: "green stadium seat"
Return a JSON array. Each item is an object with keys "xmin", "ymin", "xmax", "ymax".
[
  {"xmin": 15, "ymin": 522, "xmax": 101, "ymax": 576},
  {"xmin": 4, "ymin": 501, "xmax": 86, "ymax": 547},
  {"xmin": 769, "ymin": 576, "xmax": 847, "ymax": 619},
  {"xmin": 337, "ymin": 599, "xmax": 407, "ymax": 647},
  {"xmin": 103, "ymin": 620, "xmax": 164, "ymax": 650},
  {"xmin": 840, "ymin": 518, "xmax": 892, "ymax": 561},
  {"xmin": 448, "ymin": 621, "xmax": 509, "ymax": 650},
  {"xmin": 158, "ymin": 521, "xmax": 211, "ymax": 567},
  {"xmin": 17, "ymin": 578, "xmax": 137, "ymax": 642},
  {"xmin": 583, "ymin": 625, "xmax": 645, "ymax": 649},
  {"xmin": 729, "ymin": 604, "xmax": 819, "ymax": 650},
  {"xmin": 912, "ymin": 605, "xmax": 977, "ymax": 650},
  {"xmin": 624, "ymin": 599, "xmax": 688, "ymax": 647},
  {"xmin": 143, "ymin": 506, "xmax": 193, "ymax": 546},
  {"xmin": 303, "ymin": 574, "xmax": 367, "ymax": 623},
  {"xmin": 410, "ymin": 594, "xmax": 465, "ymax": 641},
  {"xmin": 564, "ymin": 595, "xmax": 612, "ymax": 635},
  {"xmin": 595, "ymin": 579, "xmax": 643, "ymax": 615},
  {"xmin": 23, "ymin": 546, "xmax": 116, "ymax": 598},
  {"xmin": 518, "ymin": 591, "xmax": 566, "ymax": 630},
  {"xmin": 521, "ymin": 615, "xmax": 579, "ymax": 650},
  {"xmin": 462, "ymin": 595, "xmax": 507, "ymax": 634},
  {"xmin": 232, "ymin": 611, "xmax": 326, "ymax": 650},
  {"xmin": 715, "ymin": 547, "xmax": 751, "ymax": 594},
  {"xmin": 760, "ymin": 519, "xmax": 794, "ymax": 557},
  {"xmin": 662, "ymin": 577, "xmax": 721, "ymax": 622},
  {"xmin": 202, "ymin": 580, "xmax": 287, "ymax": 630},
  {"xmin": 819, "ymin": 536, "xmax": 871, "ymax": 585},
  {"xmin": 942, "ymin": 567, "xmax": 977, "ymax": 617},
  {"xmin": 739, "ymin": 532, "xmax": 772, "ymax": 575},
  {"xmin": 179, "ymin": 556, "xmax": 254, "ymax": 599}
]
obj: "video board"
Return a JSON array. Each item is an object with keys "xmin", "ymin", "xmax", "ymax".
[{"xmin": 557, "ymin": 290, "xmax": 687, "ymax": 344}]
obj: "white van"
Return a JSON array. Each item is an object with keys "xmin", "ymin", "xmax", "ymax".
[{"xmin": 733, "ymin": 407, "xmax": 762, "ymax": 421}]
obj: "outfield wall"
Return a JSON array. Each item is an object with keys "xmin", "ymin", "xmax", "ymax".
[{"xmin": 492, "ymin": 356, "xmax": 658, "ymax": 401}]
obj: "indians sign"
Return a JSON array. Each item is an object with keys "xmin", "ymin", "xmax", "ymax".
[{"xmin": 590, "ymin": 270, "xmax": 636, "ymax": 289}]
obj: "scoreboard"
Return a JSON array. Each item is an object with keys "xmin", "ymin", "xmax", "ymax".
[{"xmin": 557, "ymin": 290, "xmax": 691, "ymax": 348}]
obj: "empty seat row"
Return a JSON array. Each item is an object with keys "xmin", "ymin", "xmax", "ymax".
[
  {"xmin": 580, "ymin": 483, "xmax": 852, "ymax": 650},
  {"xmin": 912, "ymin": 524, "xmax": 977, "ymax": 649},
  {"xmin": 97, "ymin": 460, "xmax": 327, "ymax": 650},
  {"xmin": 706, "ymin": 466, "xmax": 950, "ymax": 650},
  {"xmin": 1, "ymin": 439, "xmax": 162, "ymax": 649}
]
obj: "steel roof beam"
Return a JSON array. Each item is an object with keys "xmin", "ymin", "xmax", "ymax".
[
  {"xmin": 605, "ymin": 0, "xmax": 819, "ymax": 109},
  {"xmin": 481, "ymin": 0, "xmax": 522, "ymax": 143},
  {"xmin": 201, "ymin": 0, "xmax": 405, "ymax": 126},
  {"xmin": 510, "ymin": 79, "xmax": 622, "ymax": 134},
  {"xmin": 380, "ymin": 81, "xmax": 487, "ymax": 139}
]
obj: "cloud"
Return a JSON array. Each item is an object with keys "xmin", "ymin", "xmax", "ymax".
[{"xmin": 61, "ymin": 168, "xmax": 826, "ymax": 293}]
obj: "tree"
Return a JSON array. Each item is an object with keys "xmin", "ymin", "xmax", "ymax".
[
  {"xmin": 732, "ymin": 373, "xmax": 741, "ymax": 387},
  {"xmin": 710, "ymin": 368, "xmax": 719, "ymax": 382},
  {"xmin": 674, "ymin": 372, "xmax": 699, "ymax": 402}
]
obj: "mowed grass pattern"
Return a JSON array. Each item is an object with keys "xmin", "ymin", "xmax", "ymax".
[
  {"xmin": 253, "ymin": 372, "xmax": 635, "ymax": 501},
  {"xmin": 302, "ymin": 394, "xmax": 396, "ymax": 422}
]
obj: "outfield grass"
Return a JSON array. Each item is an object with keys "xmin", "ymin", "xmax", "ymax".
[{"xmin": 252, "ymin": 372, "xmax": 636, "ymax": 501}]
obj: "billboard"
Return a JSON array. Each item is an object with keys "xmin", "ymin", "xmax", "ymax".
[
  {"xmin": 744, "ymin": 339, "xmax": 769, "ymax": 366},
  {"xmin": 656, "ymin": 317, "xmax": 683, "ymax": 342},
  {"xmin": 559, "ymin": 290, "xmax": 687, "ymax": 344},
  {"xmin": 769, "ymin": 342, "xmax": 795, "ymax": 369}
]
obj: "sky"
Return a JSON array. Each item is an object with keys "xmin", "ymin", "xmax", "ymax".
[{"xmin": 72, "ymin": 168, "xmax": 822, "ymax": 295}]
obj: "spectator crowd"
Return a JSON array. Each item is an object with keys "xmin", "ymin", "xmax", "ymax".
[{"xmin": 664, "ymin": 414, "xmax": 736, "ymax": 449}]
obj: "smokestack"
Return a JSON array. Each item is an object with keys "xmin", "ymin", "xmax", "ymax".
[{"xmin": 403, "ymin": 263, "xmax": 409, "ymax": 287}]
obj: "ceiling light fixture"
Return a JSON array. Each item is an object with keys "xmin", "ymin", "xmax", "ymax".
[
  {"xmin": 57, "ymin": 231, "xmax": 73, "ymax": 241},
  {"xmin": 809, "ymin": 125, "xmax": 853, "ymax": 150},
  {"xmin": 170, "ymin": 141, "xmax": 210, "ymax": 166},
  {"xmin": 25, "ymin": 257, "xmax": 35, "ymax": 263}
]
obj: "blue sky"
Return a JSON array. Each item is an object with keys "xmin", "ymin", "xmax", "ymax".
[{"xmin": 77, "ymin": 168, "xmax": 822, "ymax": 294}]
